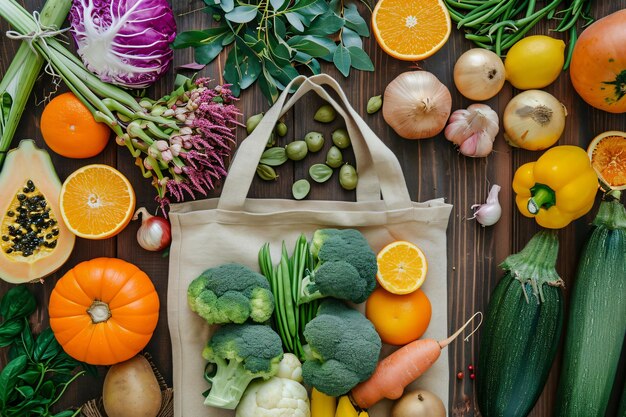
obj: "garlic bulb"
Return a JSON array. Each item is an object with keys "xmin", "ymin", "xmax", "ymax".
[
  {"xmin": 445, "ymin": 104, "xmax": 499, "ymax": 157},
  {"xmin": 470, "ymin": 184, "xmax": 502, "ymax": 226},
  {"xmin": 383, "ymin": 71, "xmax": 452, "ymax": 139}
]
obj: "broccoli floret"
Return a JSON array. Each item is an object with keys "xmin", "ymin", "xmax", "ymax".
[
  {"xmin": 202, "ymin": 323, "xmax": 284, "ymax": 409},
  {"xmin": 301, "ymin": 300, "xmax": 382, "ymax": 397},
  {"xmin": 298, "ymin": 229, "xmax": 377, "ymax": 305},
  {"xmin": 188, "ymin": 263, "xmax": 274, "ymax": 324}
]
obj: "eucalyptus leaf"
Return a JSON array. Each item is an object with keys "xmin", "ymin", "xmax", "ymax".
[
  {"xmin": 258, "ymin": 70, "xmax": 280, "ymax": 104},
  {"xmin": 270, "ymin": 0, "xmax": 285, "ymax": 10},
  {"xmin": 175, "ymin": 0, "xmax": 374, "ymax": 102},
  {"xmin": 225, "ymin": 5, "xmax": 258, "ymax": 23},
  {"xmin": 292, "ymin": 179, "xmax": 311, "ymax": 200},
  {"xmin": 291, "ymin": 0, "xmax": 327, "ymax": 19},
  {"xmin": 223, "ymin": 49, "xmax": 241, "ymax": 96},
  {"xmin": 274, "ymin": 16, "xmax": 287, "ymax": 38},
  {"xmin": 341, "ymin": 27, "xmax": 362, "ymax": 48},
  {"xmin": 294, "ymin": 52, "xmax": 321, "ymax": 74},
  {"xmin": 285, "ymin": 12, "xmax": 305, "ymax": 32},
  {"xmin": 271, "ymin": 42, "xmax": 292, "ymax": 67},
  {"xmin": 265, "ymin": 59, "xmax": 300, "ymax": 87},
  {"xmin": 194, "ymin": 42, "xmax": 225, "ymax": 65},
  {"xmin": 309, "ymin": 164, "xmax": 334, "ymax": 183},
  {"xmin": 233, "ymin": 38, "xmax": 262, "ymax": 89},
  {"xmin": 344, "ymin": 3, "xmax": 370, "ymax": 36},
  {"xmin": 333, "ymin": 45, "xmax": 352, "ymax": 77},
  {"xmin": 171, "ymin": 27, "xmax": 229, "ymax": 49},
  {"xmin": 260, "ymin": 147, "xmax": 288, "ymax": 166},
  {"xmin": 288, "ymin": 35, "xmax": 335, "ymax": 57},
  {"xmin": 218, "ymin": 0, "xmax": 235, "ymax": 12},
  {"xmin": 348, "ymin": 46, "xmax": 374, "ymax": 71},
  {"xmin": 307, "ymin": 12, "xmax": 345, "ymax": 35}
]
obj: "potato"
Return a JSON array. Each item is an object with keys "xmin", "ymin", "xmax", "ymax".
[
  {"xmin": 391, "ymin": 389, "xmax": 446, "ymax": 417},
  {"xmin": 103, "ymin": 355, "xmax": 162, "ymax": 417}
]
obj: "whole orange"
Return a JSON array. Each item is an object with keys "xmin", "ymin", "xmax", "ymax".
[
  {"xmin": 40, "ymin": 92, "xmax": 111, "ymax": 158},
  {"xmin": 366, "ymin": 287, "xmax": 432, "ymax": 345}
]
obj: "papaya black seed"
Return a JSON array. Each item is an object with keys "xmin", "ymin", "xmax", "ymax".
[
  {"xmin": 2, "ymin": 236, "xmax": 8, "ymax": 241},
  {"xmin": 52, "ymin": 229, "xmax": 59, "ymax": 236},
  {"xmin": 17, "ymin": 194, "xmax": 26, "ymax": 201}
]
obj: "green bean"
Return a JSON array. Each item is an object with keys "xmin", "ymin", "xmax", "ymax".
[
  {"xmin": 495, "ymin": 26, "xmax": 504, "ymax": 56},
  {"xmin": 443, "ymin": 0, "xmax": 480, "ymax": 10},
  {"xmin": 563, "ymin": 26, "xmax": 577, "ymax": 70},
  {"xmin": 465, "ymin": 33, "xmax": 492, "ymax": 42},
  {"xmin": 459, "ymin": 0, "xmax": 514, "ymax": 28},
  {"xmin": 279, "ymin": 245, "xmax": 296, "ymax": 338},
  {"xmin": 275, "ymin": 265, "xmax": 293, "ymax": 351},
  {"xmin": 525, "ymin": 0, "xmax": 536, "ymax": 17},
  {"xmin": 500, "ymin": 11, "xmax": 548, "ymax": 50},
  {"xmin": 456, "ymin": 0, "xmax": 503, "ymax": 28}
]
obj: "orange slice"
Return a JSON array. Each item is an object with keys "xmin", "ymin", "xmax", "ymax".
[
  {"xmin": 376, "ymin": 240, "xmax": 428, "ymax": 294},
  {"xmin": 587, "ymin": 131, "xmax": 626, "ymax": 191},
  {"xmin": 372, "ymin": 0, "xmax": 451, "ymax": 61},
  {"xmin": 60, "ymin": 165, "xmax": 136, "ymax": 239}
]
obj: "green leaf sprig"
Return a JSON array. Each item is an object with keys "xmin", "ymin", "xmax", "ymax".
[
  {"xmin": 0, "ymin": 286, "xmax": 95, "ymax": 417},
  {"xmin": 173, "ymin": 0, "xmax": 374, "ymax": 103}
]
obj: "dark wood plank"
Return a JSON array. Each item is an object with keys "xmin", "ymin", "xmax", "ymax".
[{"xmin": 0, "ymin": 0, "xmax": 625, "ymax": 415}]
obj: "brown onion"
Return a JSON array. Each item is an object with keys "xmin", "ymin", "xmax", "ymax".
[{"xmin": 383, "ymin": 71, "xmax": 452, "ymax": 140}]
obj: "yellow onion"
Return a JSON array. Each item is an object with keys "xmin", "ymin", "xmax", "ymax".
[
  {"xmin": 383, "ymin": 71, "xmax": 452, "ymax": 140},
  {"xmin": 454, "ymin": 49, "xmax": 505, "ymax": 101},
  {"xmin": 503, "ymin": 90, "xmax": 567, "ymax": 151}
]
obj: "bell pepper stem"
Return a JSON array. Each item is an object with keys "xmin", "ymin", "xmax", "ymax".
[{"xmin": 528, "ymin": 184, "xmax": 556, "ymax": 214}]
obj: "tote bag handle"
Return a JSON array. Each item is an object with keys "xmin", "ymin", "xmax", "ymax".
[{"xmin": 218, "ymin": 74, "xmax": 412, "ymax": 210}]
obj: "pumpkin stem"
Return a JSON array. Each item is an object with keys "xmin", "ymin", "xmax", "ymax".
[{"xmin": 87, "ymin": 300, "xmax": 111, "ymax": 323}]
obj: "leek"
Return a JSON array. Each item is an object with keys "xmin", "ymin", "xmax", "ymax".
[
  {"xmin": 0, "ymin": 0, "xmax": 70, "ymax": 167},
  {"xmin": 0, "ymin": 0, "xmax": 241, "ymax": 209}
]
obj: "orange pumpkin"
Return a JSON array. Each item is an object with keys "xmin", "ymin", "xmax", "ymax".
[
  {"xmin": 570, "ymin": 9, "xmax": 626, "ymax": 113},
  {"xmin": 49, "ymin": 257, "xmax": 160, "ymax": 365}
]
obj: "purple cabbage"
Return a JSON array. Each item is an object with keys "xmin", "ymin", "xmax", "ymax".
[{"xmin": 69, "ymin": 0, "xmax": 177, "ymax": 89}]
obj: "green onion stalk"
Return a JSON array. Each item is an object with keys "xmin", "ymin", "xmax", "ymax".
[
  {"xmin": 0, "ymin": 0, "xmax": 242, "ymax": 211},
  {"xmin": 0, "ymin": 0, "xmax": 69, "ymax": 167}
]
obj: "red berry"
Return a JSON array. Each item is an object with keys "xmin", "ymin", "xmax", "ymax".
[
  {"xmin": 470, "ymin": 373, "xmax": 476, "ymax": 380},
  {"xmin": 468, "ymin": 364, "xmax": 474, "ymax": 371},
  {"xmin": 457, "ymin": 371, "xmax": 464, "ymax": 380}
]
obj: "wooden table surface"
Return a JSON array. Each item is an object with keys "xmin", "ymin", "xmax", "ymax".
[{"xmin": 1, "ymin": 0, "xmax": 625, "ymax": 416}]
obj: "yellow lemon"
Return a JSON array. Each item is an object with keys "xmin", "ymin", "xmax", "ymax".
[{"xmin": 505, "ymin": 35, "xmax": 565, "ymax": 90}]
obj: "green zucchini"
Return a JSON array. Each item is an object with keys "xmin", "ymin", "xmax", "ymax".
[
  {"xmin": 554, "ymin": 197, "xmax": 626, "ymax": 417},
  {"xmin": 477, "ymin": 231, "xmax": 564, "ymax": 417}
]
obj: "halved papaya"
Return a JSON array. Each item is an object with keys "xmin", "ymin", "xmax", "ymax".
[
  {"xmin": 0, "ymin": 140, "xmax": 75, "ymax": 283},
  {"xmin": 587, "ymin": 131, "xmax": 626, "ymax": 191}
]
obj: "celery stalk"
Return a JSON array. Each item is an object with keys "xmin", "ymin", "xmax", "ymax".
[{"xmin": 0, "ymin": 0, "xmax": 71, "ymax": 167}]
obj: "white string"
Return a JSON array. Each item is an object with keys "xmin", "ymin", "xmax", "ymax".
[{"xmin": 5, "ymin": 11, "xmax": 69, "ymax": 55}]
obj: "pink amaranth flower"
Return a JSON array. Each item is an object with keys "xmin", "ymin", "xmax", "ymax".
[{"xmin": 114, "ymin": 77, "xmax": 242, "ymax": 214}]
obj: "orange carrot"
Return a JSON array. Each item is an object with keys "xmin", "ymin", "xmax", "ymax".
[{"xmin": 351, "ymin": 313, "xmax": 482, "ymax": 409}]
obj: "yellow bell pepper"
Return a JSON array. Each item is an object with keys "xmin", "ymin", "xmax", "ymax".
[
  {"xmin": 311, "ymin": 388, "xmax": 337, "ymax": 417},
  {"xmin": 335, "ymin": 395, "xmax": 369, "ymax": 417},
  {"xmin": 512, "ymin": 145, "xmax": 598, "ymax": 229}
]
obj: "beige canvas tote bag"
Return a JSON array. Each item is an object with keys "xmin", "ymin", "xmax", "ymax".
[{"xmin": 168, "ymin": 74, "xmax": 453, "ymax": 417}]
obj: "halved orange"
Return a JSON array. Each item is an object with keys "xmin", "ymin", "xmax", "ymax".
[
  {"xmin": 60, "ymin": 165, "xmax": 136, "ymax": 239},
  {"xmin": 376, "ymin": 240, "xmax": 428, "ymax": 294},
  {"xmin": 587, "ymin": 131, "xmax": 626, "ymax": 191},
  {"xmin": 372, "ymin": 0, "xmax": 451, "ymax": 61}
]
